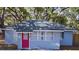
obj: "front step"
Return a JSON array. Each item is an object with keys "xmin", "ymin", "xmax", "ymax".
[
  {"xmin": 0, "ymin": 44, "xmax": 17, "ymax": 50},
  {"xmin": 0, "ymin": 40, "xmax": 5, "ymax": 44}
]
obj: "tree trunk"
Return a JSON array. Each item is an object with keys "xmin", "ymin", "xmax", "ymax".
[
  {"xmin": 1, "ymin": 7, "xmax": 5, "ymax": 39},
  {"xmin": 1, "ymin": 7, "xmax": 5, "ymax": 28}
]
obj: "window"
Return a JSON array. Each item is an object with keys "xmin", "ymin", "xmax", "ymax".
[
  {"xmin": 30, "ymin": 31, "xmax": 54, "ymax": 41},
  {"xmin": 36, "ymin": 31, "xmax": 45, "ymax": 40},
  {"xmin": 41, "ymin": 32, "xmax": 45, "ymax": 40},
  {"xmin": 62, "ymin": 32, "xmax": 64, "ymax": 39},
  {"xmin": 23, "ymin": 33, "xmax": 29, "ymax": 40},
  {"xmin": 30, "ymin": 32, "xmax": 37, "ymax": 40},
  {"xmin": 45, "ymin": 32, "xmax": 53, "ymax": 40}
]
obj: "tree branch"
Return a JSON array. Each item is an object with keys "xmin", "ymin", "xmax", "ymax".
[
  {"xmin": 8, "ymin": 7, "xmax": 22, "ymax": 22},
  {"xmin": 0, "ymin": 7, "xmax": 5, "ymax": 28}
]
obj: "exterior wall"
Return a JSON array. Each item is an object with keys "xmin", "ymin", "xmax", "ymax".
[
  {"xmin": 17, "ymin": 33, "xmax": 22, "ymax": 49},
  {"xmin": 60, "ymin": 31, "xmax": 73, "ymax": 46},
  {"xmin": 30, "ymin": 41, "xmax": 59, "ymax": 49},
  {"xmin": 5, "ymin": 30, "xmax": 17, "ymax": 44},
  {"xmin": 30, "ymin": 31, "xmax": 61, "ymax": 49}
]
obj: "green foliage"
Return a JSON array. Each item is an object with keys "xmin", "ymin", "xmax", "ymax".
[
  {"xmin": 52, "ymin": 16, "xmax": 67, "ymax": 25},
  {"xmin": 0, "ymin": 7, "xmax": 79, "ymax": 30},
  {"xmin": 34, "ymin": 7, "xmax": 44, "ymax": 13}
]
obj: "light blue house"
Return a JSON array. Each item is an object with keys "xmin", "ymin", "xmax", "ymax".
[{"xmin": 4, "ymin": 20, "xmax": 76, "ymax": 50}]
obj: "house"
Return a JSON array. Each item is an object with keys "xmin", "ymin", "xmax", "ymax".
[{"xmin": 4, "ymin": 20, "xmax": 76, "ymax": 50}]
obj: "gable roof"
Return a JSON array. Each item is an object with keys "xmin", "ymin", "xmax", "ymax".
[{"xmin": 6, "ymin": 20, "xmax": 76, "ymax": 32}]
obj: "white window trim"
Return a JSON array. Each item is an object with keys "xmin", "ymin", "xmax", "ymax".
[
  {"xmin": 30, "ymin": 31, "xmax": 54, "ymax": 41},
  {"xmin": 45, "ymin": 32, "xmax": 53, "ymax": 40},
  {"xmin": 31, "ymin": 31, "xmax": 60, "ymax": 41},
  {"xmin": 30, "ymin": 31, "xmax": 37, "ymax": 40}
]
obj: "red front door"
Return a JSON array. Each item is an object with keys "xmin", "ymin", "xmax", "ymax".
[{"xmin": 22, "ymin": 32, "xmax": 29, "ymax": 48}]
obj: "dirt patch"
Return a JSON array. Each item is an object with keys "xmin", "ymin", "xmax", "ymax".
[
  {"xmin": 0, "ymin": 44, "xmax": 17, "ymax": 50},
  {"xmin": 60, "ymin": 45, "xmax": 79, "ymax": 50}
]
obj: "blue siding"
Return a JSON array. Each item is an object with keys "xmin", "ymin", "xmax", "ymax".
[
  {"xmin": 30, "ymin": 40, "xmax": 60, "ymax": 49},
  {"xmin": 60, "ymin": 31, "xmax": 73, "ymax": 45},
  {"xmin": 17, "ymin": 33, "xmax": 22, "ymax": 49},
  {"xmin": 5, "ymin": 30, "xmax": 16, "ymax": 44},
  {"xmin": 30, "ymin": 32, "xmax": 60, "ymax": 49}
]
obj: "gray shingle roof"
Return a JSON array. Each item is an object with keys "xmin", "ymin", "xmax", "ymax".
[{"xmin": 7, "ymin": 20, "xmax": 76, "ymax": 32}]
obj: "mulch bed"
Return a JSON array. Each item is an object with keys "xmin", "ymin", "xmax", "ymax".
[
  {"xmin": 0, "ymin": 44, "xmax": 17, "ymax": 50},
  {"xmin": 60, "ymin": 45, "xmax": 79, "ymax": 50}
]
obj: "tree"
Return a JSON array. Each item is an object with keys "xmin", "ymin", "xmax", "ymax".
[
  {"xmin": 33, "ymin": 7, "xmax": 44, "ymax": 20},
  {"xmin": 0, "ymin": 7, "xmax": 79, "ymax": 29},
  {"xmin": 0, "ymin": 7, "xmax": 31, "ymax": 26}
]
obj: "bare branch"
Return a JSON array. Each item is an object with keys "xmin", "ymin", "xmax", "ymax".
[{"xmin": 8, "ymin": 7, "xmax": 22, "ymax": 22}]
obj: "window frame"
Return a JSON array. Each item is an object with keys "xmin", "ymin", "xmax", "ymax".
[
  {"xmin": 40, "ymin": 32, "xmax": 45, "ymax": 40},
  {"xmin": 30, "ymin": 31, "xmax": 37, "ymax": 40},
  {"xmin": 23, "ymin": 33, "xmax": 29, "ymax": 40},
  {"xmin": 45, "ymin": 32, "xmax": 53, "ymax": 40}
]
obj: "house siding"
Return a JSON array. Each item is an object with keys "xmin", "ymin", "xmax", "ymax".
[
  {"xmin": 5, "ymin": 30, "xmax": 16, "ymax": 44},
  {"xmin": 17, "ymin": 33, "xmax": 22, "ymax": 49},
  {"xmin": 60, "ymin": 31, "xmax": 73, "ymax": 46},
  {"xmin": 16, "ymin": 31, "xmax": 62, "ymax": 49},
  {"xmin": 30, "ymin": 32, "xmax": 61, "ymax": 49},
  {"xmin": 30, "ymin": 41, "xmax": 60, "ymax": 49},
  {"xmin": 5, "ymin": 30, "xmax": 74, "ymax": 49}
]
